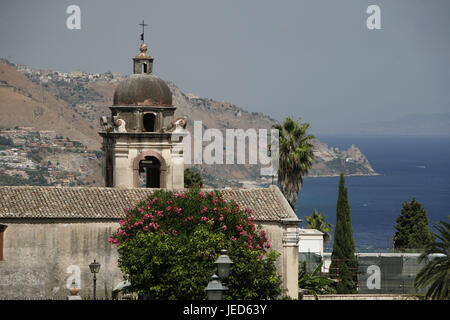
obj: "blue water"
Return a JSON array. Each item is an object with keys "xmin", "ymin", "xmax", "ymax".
[{"xmin": 294, "ymin": 135, "xmax": 450, "ymax": 251}]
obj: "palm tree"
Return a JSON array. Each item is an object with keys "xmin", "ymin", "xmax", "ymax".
[
  {"xmin": 413, "ymin": 220, "xmax": 450, "ymax": 300},
  {"xmin": 272, "ymin": 117, "xmax": 315, "ymax": 209},
  {"xmin": 298, "ymin": 262, "xmax": 337, "ymax": 299},
  {"xmin": 305, "ymin": 210, "xmax": 333, "ymax": 243}
]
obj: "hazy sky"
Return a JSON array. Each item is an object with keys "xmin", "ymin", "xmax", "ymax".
[{"xmin": 0, "ymin": 0, "xmax": 449, "ymax": 134}]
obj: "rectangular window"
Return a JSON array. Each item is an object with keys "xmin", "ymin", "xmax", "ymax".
[{"xmin": 0, "ymin": 224, "xmax": 7, "ymax": 261}]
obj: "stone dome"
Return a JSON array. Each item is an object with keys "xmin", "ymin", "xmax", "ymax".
[{"xmin": 113, "ymin": 74, "xmax": 172, "ymax": 107}]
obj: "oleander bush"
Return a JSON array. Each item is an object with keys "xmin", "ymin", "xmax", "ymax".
[{"xmin": 110, "ymin": 188, "xmax": 282, "ymax": 300}]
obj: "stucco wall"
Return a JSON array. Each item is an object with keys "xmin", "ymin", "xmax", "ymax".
[
  {"xmin": 258, "ymin": 222, "xmax": 284, "ymax": 276},
  {"xmin": 0, "ymin": 220, "xmax": 123, "ymax": 299},
  {"xmin": 0, "ymin": 219, "xmax": 295, "ymax": 299},
  {"xmin": 260, "ymin": 221, "xmax": 299, "ymax": 299}
]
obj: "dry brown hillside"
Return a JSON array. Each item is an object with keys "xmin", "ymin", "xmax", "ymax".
[{"xmin": 0, "ymin": 61, "xmax": 101, "ymax": 149}]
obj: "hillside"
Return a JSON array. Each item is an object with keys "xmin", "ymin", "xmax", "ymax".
[
  {"xmin": 0, "ymin": 60, "xmax": 102, "ymax": 149},
  {"xmin": 0, "ymin": 59, "xmax": 377, "ymax": 187}
]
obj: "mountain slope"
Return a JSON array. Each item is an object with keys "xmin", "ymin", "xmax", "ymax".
[
  {"xmin": 0, "ymin": 60, "xmax": 377, "ymax": 187},
  {"xmin": 0, "ymin": 60, "xmax": 101, "ymax": 149}
]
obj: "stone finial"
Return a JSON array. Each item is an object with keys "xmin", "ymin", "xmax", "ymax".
[{"xmin": 136, "ymin": 43, "xmax": 151, "ymax": 58}]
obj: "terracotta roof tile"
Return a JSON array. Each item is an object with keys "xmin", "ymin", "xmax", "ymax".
[{"xmin": 0, "ymin": 186, "xmax": 296, "ymax": 222}]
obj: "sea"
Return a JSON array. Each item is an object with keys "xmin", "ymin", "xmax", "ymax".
[{"xmin": 294, "ymin": 135, "xmax": 450, "ymax": 251}]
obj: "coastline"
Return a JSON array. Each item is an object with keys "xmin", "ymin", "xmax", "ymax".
[
  {"xmin": 305, "ymin": 172, "xmax": 381, "ymax": 178},
  {"xmin": 238, "ymin": 172, "xmax": 381, "ymax": 188}
]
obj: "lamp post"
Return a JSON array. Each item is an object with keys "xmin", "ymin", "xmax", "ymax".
[
  {"xmin": 214, "ymin": 249, "xmax": 233, "ymax": 282},
  {"xmin": 89, "ymin": 259, "xmax": 101, "ymax": 300},
  {"xmin": 205, "ymin": 249, "xmax": 233, "ymax": 300},
  {"xmin": 205, "ymin": 274, "xmax": 228, "ymax": 300}
]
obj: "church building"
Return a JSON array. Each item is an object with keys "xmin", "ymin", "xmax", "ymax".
[
  {"xmin": 0, "ymin": 32, "xmax": 300, "ymax": 299},
  {"xmin": 99, "ymin": 41, "xmax": 186, "ymax": 189}
]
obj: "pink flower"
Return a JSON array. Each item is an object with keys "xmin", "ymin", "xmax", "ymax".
[
  {"xmin": 138, "ymin": 207, "xmax": 145, "ymax": 214},
  {"xmin": 149, "ymin": 222, "xmax": 160, "ymax": 230},
  {"xmin": 208, "ymin": 191, "xmax": 214, "ymax": 197},
  {"xmin": 222, "ymin": 225, "xmax": 227, "ymax": 231},
  {"xmin": 240, "ymin": 230, "xmax": 246, "ymax": 236},
  {"xmin": 213, "ymin": 199, "xmax": 218, "ymax": 205},
  {"xmin": 174, "ymin": 193, "xmax": 180, "ymax": 198},
  {"xmin": 198, "ymin": 192, "xmax": 206, "ymax": 199},
  {"xmin": 201, "ymin": 216, "xmax": 208, "ymax": 222},
  {"xmin": 174, "ymin": 207, "xmax": 182, "ymax": 214},
  {"xmin": 266, "ymin": 242, "xmax": 271, "ymax": 249},
  {"xmin": 166, "ymin": 206, "xmax": 172, "ymax": 211},
  {"xmin": 230, "ymin": 236, "xmax": 237, "ymax": 241},
  {"xmin": 236, "ymin": 225, "xmax": 243, "ymax": 232},
  {"xmin": 213, "ymin": 207, "xmax": 218, "ymax": 213},
  {"xmin": 143, "ymin": 226, "xmax": 148, "ymax": 232},
  {"xmin": 219, "ymin": 215, "xmax": 224, "ymax": 221},
  {"xmin": 201, "ymin": 207, "xmax": 208, "ymax": 214}
]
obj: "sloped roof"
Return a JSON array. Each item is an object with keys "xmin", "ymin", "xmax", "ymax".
[{"xmin": 0, "ymin": 185, "xmax": 298, "ymax": 222}]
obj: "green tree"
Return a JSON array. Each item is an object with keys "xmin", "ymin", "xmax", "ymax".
[
  {"xmin": 184, "ymin": 168, "xmax": 203, "ymax": 188},
  {"xmin": 414, "ymin": 220, "xmax": 450, "ymax": 300},
  {"xmin": 110, "ymin": 188, "xmax": 282, "ymax": 300},
  {"xmin": 393, "ymin": 198, "xmax": 434, "ymax": 250},
  {"xmin": 272, "ymin": 117, "xmax": 315, "ymax": 209},
  {"xmin": 305, "ymin": 210, "xmax": 333, "ymax": 243},
  {"xmin": 329, "ymin": 173, "xmax": 357, "ymax": 294}
]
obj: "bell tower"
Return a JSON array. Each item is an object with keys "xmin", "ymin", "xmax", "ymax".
[{"xmin": 99, "ymin": 24, "xmax": 187, "ymax": 189}]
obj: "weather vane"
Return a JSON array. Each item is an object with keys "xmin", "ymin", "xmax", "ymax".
[{"xmin": 139, "ymin": 20, "xmax": 148, "ymax": 43}]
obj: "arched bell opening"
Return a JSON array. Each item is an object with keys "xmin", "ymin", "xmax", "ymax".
[
  {"xmin": 143, "ymin": 113, "xmax": 156, "ymax": 132},
  {"xmin": 138, "ymin": 156, "xmax": 161, "ymax": 188}
]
